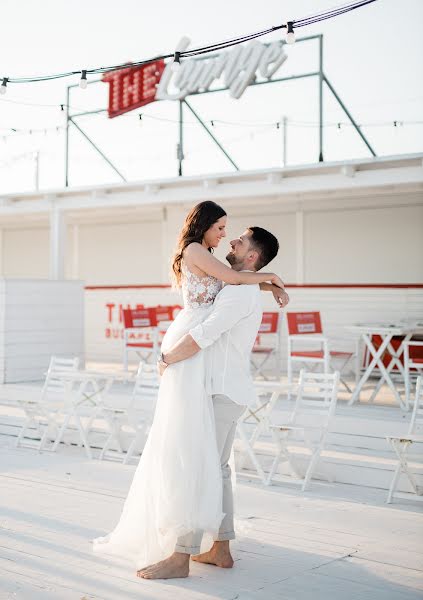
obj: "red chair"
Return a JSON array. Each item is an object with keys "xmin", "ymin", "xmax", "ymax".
[
  {"xmin": 287, "ymin": 311, "xmax": 355, "ymax": 392},
  {"xmin": 155, "ymin": 304, "xmax": 182, "ymax": 340},
  {"xmin": 122, "ymin": 308, "xmax": 158, "ymax": 370},
  {"xmin": 251, "ymin": 312, "xmax": 282, "ymax": 379},
  {"xmin": 404, "ymin": 341, "xmax": 423, "ymax": 410}
]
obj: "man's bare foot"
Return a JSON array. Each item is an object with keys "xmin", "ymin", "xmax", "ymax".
[
  {"xmin": 192, "ymin": 541, "xmax": 234, "ymax": 568},
  {"xmin": 137, "ymin": 552, "xmax": 190, "ymax": 579}
]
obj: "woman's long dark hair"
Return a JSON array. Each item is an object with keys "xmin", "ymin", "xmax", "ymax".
[{"xmin": 172, "ymin": 200, "xmax": 227, "ymax": 286}]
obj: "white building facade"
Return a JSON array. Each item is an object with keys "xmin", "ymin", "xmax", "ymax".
[{"xmin": 1, "ymin": 153, "xmax": 422, "ymax": 366}]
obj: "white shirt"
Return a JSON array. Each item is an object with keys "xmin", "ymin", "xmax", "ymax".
[{"xmin": 189, "ymin": 280, "xmax": 263, "ymax": 406}]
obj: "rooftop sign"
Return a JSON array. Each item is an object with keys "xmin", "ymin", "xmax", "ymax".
[
  {"xmin": 156, "ymin": 40, "xmax": 288, "ymax": 101},
  {"xmin": 102, "ymin": 40, "xmax": 288, "ymax": 118},
  {"xmin": 102, "ymin": 60, "xmax": 165, "ymax": 118}
]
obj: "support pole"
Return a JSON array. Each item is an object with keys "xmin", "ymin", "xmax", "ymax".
[
  {"xmin": 324, "ymin": 74, "xmax": 376, "ymax": 157},
  {"xmin": 69, "ymin": 117, "xmax": 127, "ymax": 181},
  {"xmin": 50, "ymin": 206, "xmax": 66, "ymax": 280},
  {"xmin": 71, "ymin": 225, "xmax": 79, "ymax": 279},
  {"xmin": 183, "ymin": 100, "xmax": 239, "ymax": 171},
  {"xmin": 65, "ymin": 86, "xmax": 70, "ymax": 187},
  {"xmin": 295, "ymin": 210, "xmax": 304, "ymax": 284},
  {"xmin": 318, "ymin": 35, "xmax": 324, "ymax": 162},
  {"xmin": 282, "ymin": 116, "xmax": 288, "ymax": 167},
  {"xmin": 178, "ymin": 100, "xmax": 184, "ymax": 176},
  {"xmin": 33, "ymin": 152, "xmax": 40, "ymax": 191}
]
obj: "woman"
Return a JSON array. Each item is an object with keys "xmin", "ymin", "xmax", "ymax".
[{"xmin": 93, "ymin": 201, "xmax": 286, "ymax": 572}]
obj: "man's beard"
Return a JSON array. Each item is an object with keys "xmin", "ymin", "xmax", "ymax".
[{"xmin": 226, "ymin": 252, "xmax": 242, "ymax": 268}]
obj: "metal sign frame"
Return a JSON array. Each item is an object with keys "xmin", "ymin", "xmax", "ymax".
[{"xmin": 64, "ymin": 34, "xmax": 376, "ymax": 186}]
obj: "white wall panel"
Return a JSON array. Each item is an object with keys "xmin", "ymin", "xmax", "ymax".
[
  {"xmin": 3, "ymin": 228, "xmax": 49, "ymax": 278},
  {"xmin": 77, "ymin": 220, "xmax": 163, "ymax": 285},
  {"xmin": 304, "ymin": 204, "xmax": 423, "ymax": 283},
  {"xmin": 0, "ymin": 279, "xmax": 84, "ymax": 383}
]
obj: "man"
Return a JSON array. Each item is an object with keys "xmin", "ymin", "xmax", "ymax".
[{"xmin": 138, "ymin": 226, "xmax": 288, "ymax": 580}]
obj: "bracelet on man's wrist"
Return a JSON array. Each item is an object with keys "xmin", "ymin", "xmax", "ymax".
[{"xmin": 158, "ymin": 352, "xmax": 168, "ymax": 366}]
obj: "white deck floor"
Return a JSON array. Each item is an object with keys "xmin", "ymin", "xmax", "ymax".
[{"xmin": 1, "ymin": 431, "xmax": 423, "ymax": 600}]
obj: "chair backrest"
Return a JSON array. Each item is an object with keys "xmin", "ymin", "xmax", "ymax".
[
  {"xmin": 254, "ymin": 312, "xmax": 282, "ymax": 348},
  {"xmin": 404, "ymin": 341, "xmax": 423, "ymax": 369},
  {"xmin": 408, "ymin": 375, "xmax": 423, "ymax": 435},
  {"xmin": 123, "ymin": 307, "xmax": 158, "ymax": 328},
  {"xmin": 155, "ymin": 305, "xmax": 175, "ymax": 323},
  {"xmin": 291, "ymin": 369, "xmax": 340, "ymax": 428},
  {"xmin": 42, "ymin": 356, "xmax": 80, "ymax": 398},
  {"xmin": 258, "ymin": 312, "xmax": 280, "ymax": 334},
  {"xmin": 287, "ymin": 312, "xmax": 323, "ymax": 336}
]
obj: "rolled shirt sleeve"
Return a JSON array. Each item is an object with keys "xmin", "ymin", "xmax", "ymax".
[{"xmin": 190, "ymin": 285, "xmax": 254, "ymax": 349}]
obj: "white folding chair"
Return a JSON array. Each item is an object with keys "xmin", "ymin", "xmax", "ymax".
[
  {"xmin": 16, "ymin": 356, "xmax": 80, "ymax": 451},
  {"xmin": 237, "ymin": 381, "xmax": 293, "ymax": 482},
  {"xmin": 404, "ymin": 341, "xmax": 423, "ymax": 410},
  {"xmin": 386, "ymin": 375, "xmax": 423, "ymax": 503},
  {"xmin": 99, "ymin": 362, "xmax": 159, "ymax": 462},
  {"xmin": 287, "ymin": 311, "xmax": 355, "ymax": 394},
  {"xmin": 266, "ymin": 370, "xmax": 340, "ymax": 490}
]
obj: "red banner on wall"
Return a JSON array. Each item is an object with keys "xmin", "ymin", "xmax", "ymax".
[{"xmin": 102, "ymin": 60, "xmax": 165, "ymax": 118}]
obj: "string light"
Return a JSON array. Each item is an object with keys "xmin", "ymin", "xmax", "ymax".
[
  {"xmin": 286, "ymin": 22, "xmax": 295, "ymax": 44},
  {"xmin": 2, "ymin": 112, "xmax": 419, "ymax": 143},
  {"xmin": 79, "ymin": 70, "xmax": 88, "ymax": 89},
  {"xmin": 0, "ymin": 77, "xmax": 8, "ymax": 95},
  {"xmin": 0, "ymin": 2, "xmax": 377, "ymax": 88},
  {"xmin": 171, "ymin": 36, "xmax": 191, "ymax": 73},
  {"xmin": 0, "ymin": 125, "xmax": 65, "ymax": 138},
  {"xmin": 171, "ymin": 52, "xmax": 181, "ymax": 73}
]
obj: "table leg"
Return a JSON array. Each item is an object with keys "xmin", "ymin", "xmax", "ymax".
[
  {"xmin": 349, "ymin": 334, "xmax": 392, "ymax": 405},
  {"xmin": 371, "ymin": 335, "xmax": 405, "ymax": 409},
  {"xmin": 72, "ymin": 408, "xmax": 93, "ymax": 460},
  {"xmin": 369, "ymin": 335, "xmax": 410, "ymax": 409}
]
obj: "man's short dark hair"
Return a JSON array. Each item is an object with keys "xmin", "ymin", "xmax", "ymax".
[{"xmin": 247, "ymin": 226, "xmax": 279, "ymax": 271}]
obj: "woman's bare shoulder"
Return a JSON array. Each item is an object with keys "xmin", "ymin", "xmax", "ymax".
[{"xmin": 183, "ymin": 242, "xmax": 204, "ymax": 257}]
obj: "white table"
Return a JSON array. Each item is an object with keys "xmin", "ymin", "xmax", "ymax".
[
  {"xmin": 346, "ymin": 323, "xmax": 423, "ymax": 410},
  {"xmin": 51, "ymin": 369, "xmax": 134, "ymax": 458}
]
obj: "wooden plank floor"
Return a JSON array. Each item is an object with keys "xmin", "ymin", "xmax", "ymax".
[{"xmin": 1, "ymin": 435, "xmax": 422, "ymax": 600}]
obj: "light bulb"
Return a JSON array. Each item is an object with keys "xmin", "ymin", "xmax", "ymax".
[
  {"xmin": 0, "ymin": 77, "xmax": 8, "ymax": 95},
  {"xmin": 79, "ymin": 70, "xmax": 88, "ymax": 89},
  {"xmin": 286, "ymin": 21, "xmax": 295, "ymax": 44},
  {"xmin": 171, "ymin": 51, "xmax": 181, "ymax": 73},
  {"xmin": 171, "ymin": 60, "xmax": 181, "ymax": 73}
]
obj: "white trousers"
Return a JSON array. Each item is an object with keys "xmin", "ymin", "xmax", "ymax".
[{"xmin": 175, "ymin": 394, "xmax": 245, "ymax": 555}]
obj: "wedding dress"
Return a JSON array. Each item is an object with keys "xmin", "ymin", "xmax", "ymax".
[{"xmin": 93, "ymin": 263, "xmax": 224, "ymax": 568}]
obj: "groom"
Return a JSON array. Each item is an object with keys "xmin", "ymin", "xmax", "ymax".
[{"xmin": 138, "ymin": 226, "xmax": 287, "ymax": 580}]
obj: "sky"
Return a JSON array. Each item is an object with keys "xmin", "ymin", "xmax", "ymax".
[{"xmin": 0, "ymin": 0, "xmax": 422, "ymax": 194}]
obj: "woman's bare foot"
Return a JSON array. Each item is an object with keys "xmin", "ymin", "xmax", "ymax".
[
  {"xmin": 191, "ymin": 541, "xmax": 234, "ymax": 568},
  {"xmin": 137, "ymin": 552, "xmax": 190, "ymax": 579}
]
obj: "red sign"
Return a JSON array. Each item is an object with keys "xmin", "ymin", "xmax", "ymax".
[{"xmin": 102, "ymin": 60, "xmax": 165, "ymax": 118}]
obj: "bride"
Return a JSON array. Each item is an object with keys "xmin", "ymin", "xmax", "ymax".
[{"xmin": 93, "ymin": 200, "xmax": 286, "ymax": 574}]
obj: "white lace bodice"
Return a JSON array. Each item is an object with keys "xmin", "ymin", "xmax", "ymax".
[{"xmin": 181, "ymin": 262, "xmax": 222, "ymax": 309}]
